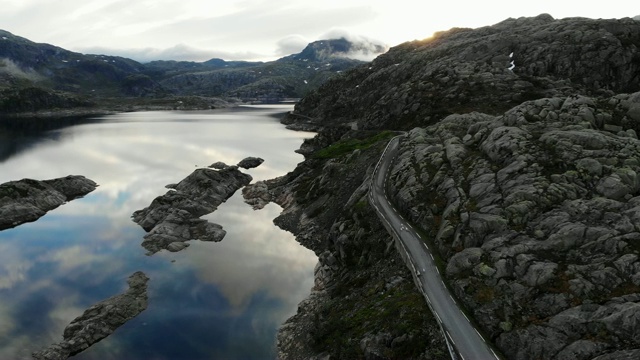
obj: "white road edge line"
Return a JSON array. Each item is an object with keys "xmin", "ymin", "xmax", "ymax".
[{"xmin": 475, "ymin": 329, "xmax": 486, "ymax": 342}]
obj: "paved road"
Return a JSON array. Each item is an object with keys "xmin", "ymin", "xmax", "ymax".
[{"xmin": 368, "ymin": 135, "xmax": 500, "ymax": 360}]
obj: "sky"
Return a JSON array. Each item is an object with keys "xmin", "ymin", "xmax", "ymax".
[{"xmin": 0, "ymin": 0, "xmax": 637, "ymax": 63}]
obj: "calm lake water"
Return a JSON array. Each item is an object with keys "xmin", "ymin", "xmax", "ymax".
[{"xmin": 0, "ymin": 105, "xmax": 317, "ymax": 359}]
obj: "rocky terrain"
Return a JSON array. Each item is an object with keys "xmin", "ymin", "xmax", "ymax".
[
  {"xmin": 132, "ymin": 159, "xmax": 257, "ymax": 254},
  {"xmin": 0, "ymin": 175, "xmax": 98, "ymax": 230},
  {"xmin": 244, "ymin": 130, "xmax": 449, "ymax": 359},
  {"xmin": 247, "ymin": 14, "xmax": 640, "ymax": 360},
  {"xmin": 32, "ymin": 271, "xmax": 149, "ymax": 360},
  {"xmin": 389, "ymin": 93, "xmax": 640, "ymax": 360}
]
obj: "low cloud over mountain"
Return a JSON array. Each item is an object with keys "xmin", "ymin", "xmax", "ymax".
[
  {"xmin": 319, "ymin": 29, "xmax": 389, "ymax": 60},
  {"xmin": 77, "ymin": 44, "xmax": 267, "ymax": 63}
]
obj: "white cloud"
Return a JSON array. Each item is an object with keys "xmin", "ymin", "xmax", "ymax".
[
  {"xmin": 78, "ymin": 43, "xmax": 268, "ymax": 62},
  {"xmin": 317, "ymin": 28, "xmax": 388, "ymax": 61},
  {"xmin": 0, "ymin": 58, "xmax": 44, "ymax": 82},
  {"xmin": 275, "ymin": 34, "xmax": 309, "ymax": 56},
  {"xmin": 175, "ymin": 196, "xmax": 317, "ymax": 316},
  {"xmin": 0, "ymin": 244, "xmax": 31, "ymax": 290}
]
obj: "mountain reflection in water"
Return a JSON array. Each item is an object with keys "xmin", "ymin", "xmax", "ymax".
[{"xmin": 0, "ymin": 106, "xmax": 317, "ymax": 359}]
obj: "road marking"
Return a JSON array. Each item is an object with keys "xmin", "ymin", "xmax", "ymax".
[
  {"xmin": 475, "ymin": 329, "xmax": 486, "ymax": 342},
  {"xmin": 491, "ymin": 349, "xmax": 500, "ymax": 359},
  {"xmin": 434, "ymin": 312, "xmax": 442, "ymax": 323}
]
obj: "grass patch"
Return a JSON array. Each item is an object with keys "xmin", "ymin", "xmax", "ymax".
[
  {"xmin": 313, "ymin": 130, "xmax": 395, "ymax": 159},
  {"xmin": 312, "ymin": 281, "xmax": 438, "ymax": 359},
  {"xmin": 354, "ymin": 199, "xmax": 368, "ymax": 212},
  {"xmin": 473, "ymin": 283, "xmax": 496, "ymax": 304}
]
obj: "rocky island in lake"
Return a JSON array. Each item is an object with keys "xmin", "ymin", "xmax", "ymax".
[
  {"xmin": 132, "ymin": 157, "xmax": 261, "ymax": 254},
  {"xmin": 32, "ymin": 271, "xmax": 149, "ymax": 360}
]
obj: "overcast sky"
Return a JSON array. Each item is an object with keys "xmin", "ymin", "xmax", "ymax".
[{"xmin": 0, "ymin": 0, "xmax": 636, "ymax": 62}]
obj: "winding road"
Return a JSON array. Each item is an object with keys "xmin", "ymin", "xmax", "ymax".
[{"xmin": 368, "ymin": 135, "xmax": 500, "ymax": 360}]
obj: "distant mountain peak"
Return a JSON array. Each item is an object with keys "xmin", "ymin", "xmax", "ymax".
[{"xmin": 291, "ymin": 38, "xmax": 387, "ymax": 62}]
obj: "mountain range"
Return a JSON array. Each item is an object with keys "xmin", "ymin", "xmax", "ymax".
[{"xmin": 0, "ymin": 30, "xmax": 385, "ymax": 113}]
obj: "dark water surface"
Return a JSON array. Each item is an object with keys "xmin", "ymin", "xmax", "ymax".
[{"xmin": 0, "ymin": 106, "xmax": 317, "ymax": 359}]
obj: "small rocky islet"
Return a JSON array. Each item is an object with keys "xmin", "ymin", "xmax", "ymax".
[{"xmin": 131, "ymin": 157, "xmax": 262, "ymax": 254}]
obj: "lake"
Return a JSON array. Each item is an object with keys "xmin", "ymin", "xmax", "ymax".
[{"xmin": 0, "ymin": 105, "xmax": 317, "ymax": 359}]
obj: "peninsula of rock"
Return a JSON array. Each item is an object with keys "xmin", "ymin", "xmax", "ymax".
[{"xmin": 0, "ymin": 175, "xmax": 98, "ymax": 230}]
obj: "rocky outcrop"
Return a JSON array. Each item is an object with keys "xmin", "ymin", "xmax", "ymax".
[
  {"xmin": 0, "ymin": 175, "xmax": 97, "ymax": 230},
  {"xmin": 32, "ymin": 271, "xmax": 149, "ymax": 360},
  {"xmin": 237, "ymin": 156, "xmax": 264, "ymax": 169},
  {"xmin": 132, "ymin": 165, "xmax": 253, "ymax": 254},
  {"xmin": 244, "ymin": 132, "xmax": 448, "ymax": 359},
  {"xmin": 384, "ymin": 91, "xmax": 640, "ymax": 359}
]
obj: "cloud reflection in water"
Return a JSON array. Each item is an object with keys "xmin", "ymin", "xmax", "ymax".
[{"xmin": 0, "ymin": 106, "xmax": 317, "ymax": 359}]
